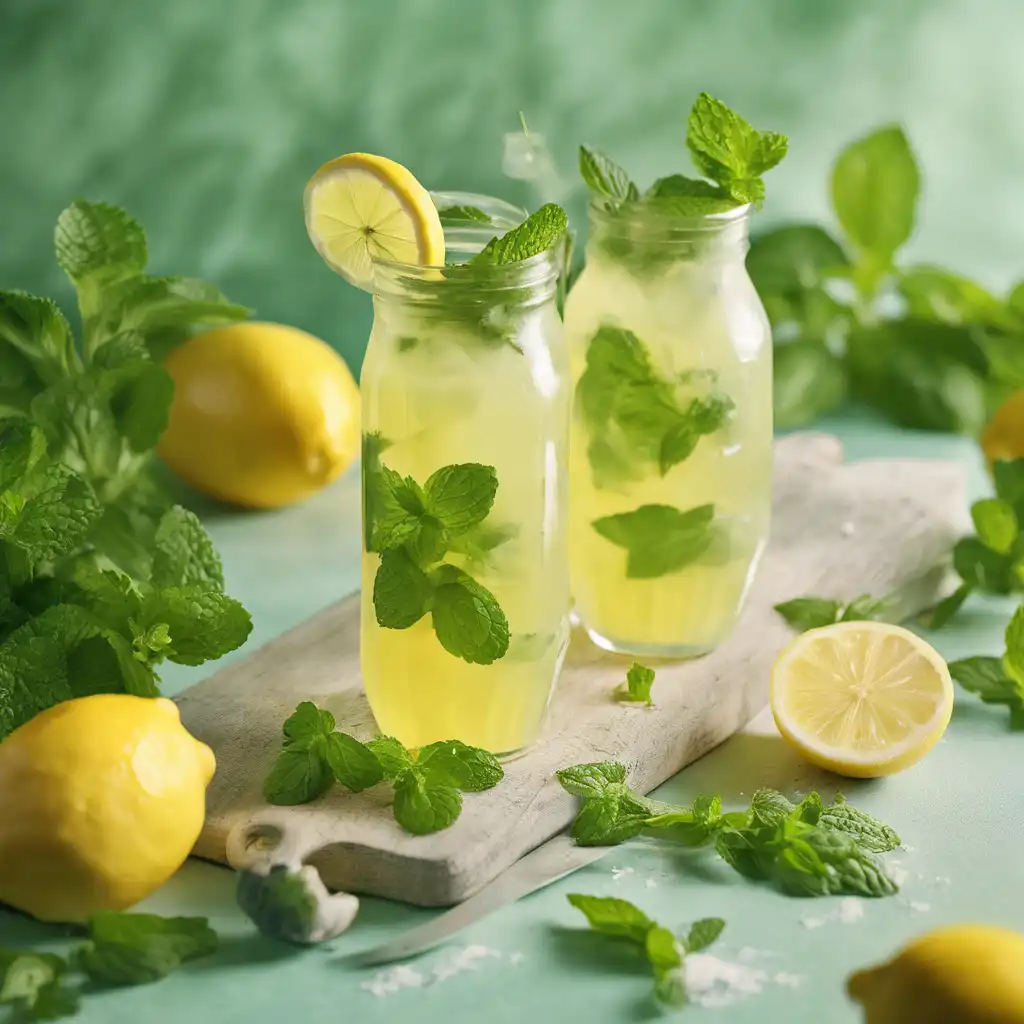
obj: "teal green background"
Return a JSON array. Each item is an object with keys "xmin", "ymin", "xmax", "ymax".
[
  {"xmin": 4, "ymin": 0, "xmax": 1024, "ymax": 371},
  {"xmin": 1, "ymin": 414, "xmax": 1021, "ymax": 1023}
]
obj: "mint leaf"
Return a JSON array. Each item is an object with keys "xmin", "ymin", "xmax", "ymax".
[
  {"xmin": 437, "ymin": 205, "xmax": 493, "ymax": 225},
  {"xmin": 0, "ymin": 290, "xmax": 76, "ymax": 381},
  {"xmin": 417, "ymin": 739, "xmax": 503, "ymax": 792},
  {"xmin": 446, "ymin": 521, "xmax": 517, "ymax": 569},
  {"xmin": 392, "ymin": 768, "xmax": 462, "ymax": 835},
  {"xmin": 1004, "ymin": 606, "xmax": 1024, "ymax": 683},
  {"xmin": 646, "ymin": 175, "xmax": 727, "ymax": 200},
  {"xmin": 615, "ymin": 662, "xmax": 655, "ymax": 706},
  {"xmin": 424, "ymin": 463, "xmax": 497, "ymax": 534},
  {"xmin": 371, "ymin": 465, "xmax": 426, "ymax": 552},
  {"xmin": 592, "ymin": 503, "xmax": 715, "ymax": 579},
  {"xmin": 792, "ymin": 792, "xmax": 824, "ymax": 825},
  {"xmin": 361, "ymin": 432, "xmax": 392, "ymax": 549},
  {"xmin": 819, "ymin": 794, "xmax": 901, "ymax": 853},
  {"xmin": 748, "ymin": 789, "xmax": 795, "ymax": 828},
  {"xmin": 469, "ymin": 203, "xmax": 567, "ymax": 266},
  {"xmin": 949, "ymin": 656, "xmax": 1018, "ymax": 699},
  {"xmin": 325, "ymin": 733, "xmax": 384, "ymax": 792},
  {"xmin": 373, "ymin": 549, "xmax": 434, "ymax": 628},
  {"xmin": 683, "ymin": 917, "xmax": 725, "ymax": 954},
  {"xmin": 774, "ymin": 597, "xmax": 842, "ymax": 631},
  {"xmin": 0, "ymin": 421, "xmax": 42, "ymax": 491},
  {"xmin": 141, "ymin": 585, "xmax": 251, "ymax": 666},
  {"xmin": 578, "ymin": 147, "xmax": 639, "ymax": 204},
  {"xmin": 430, "ymin": 565, "xmax": 509, "ymax": 664},
  {"xmin": 800, "ymin": 828, "xmax": 898, "ymax": 898},
  {"xmin": 920, "ymin": 582, "xmax": 972, "ymax": 630},
  {"xmin": 994, "ymin": 459, "xmax": 1024, "ymax": 517},
  {"xmin": 12, "ymin": 465, "xmax": 101, "ymax": 563},
  {"xmin": 686, "ymin": 92, "xmax": 788, "ymax": 204},
  {"xmin": 264, "ymin": 744, "xmax": 333, "ymax": 805},
  {"xmin": 645, "ymin": 926, "xmax": 682, "ymax": 972},
  {"xmin": 898, "ymin": 265, "xmax": 1011, "ymax": 329},
  {"xmin": 110, "ymin": 361, "xmax": 175, "ymax": 454},
  {"xmin": 972, "ymin": 498, "xmax": 1018, "ymax": 555},
  {"xmin": 151, "ymin": 506, "xmax": 225, "ymax": 590},
  {"xmin": 747, "ymin": 225, "xmax": 850, "ymax": 298},
  {"xmin": 773, "ymin": 340, "xmax": 848, "ymax": 429},
  {"xmin": 831, "ymin": 125, "xmax": 919, "ymax": 271},
  {"xmin": 0, "ymin": 950, "xmax": 68, "ymax": 1013},
  {"xmin": 55, "ymin": 200, "xmax": 147, "ymax": 290},
  {"xmin": 953, "ymin": 537, "xmax": 1017, "ymax": 594},
  {"xmin": 566, "ymin": 894, "xmax": 654, "ymax": 944},
  {"xmin": 281, "ymin": 701, "xmax": 335, "ymax": 745},
  {"xmin": 100, "ymin": 275, "xmax": 249, "ymax": 335},
  {"xmin": 24, "ymin": 977, "xmax": 79, "ymax": 1019},
  {"xmin": 555, "ymin": 761, "xmax": 626, "ymax": 798},
  {"xmin": 365, "ymin": 736, "xmax": 414, "ymax": 779},
  {"xmin": 77, "ymin": 911, "xmax": 217, "ymax": 985}
]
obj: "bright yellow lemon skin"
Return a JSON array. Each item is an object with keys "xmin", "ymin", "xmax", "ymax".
[
  {"xmin": 0, "ymin": 695, "xmax": 216, "ymax": 923},
  {"xmin": 848, "ymin": 924, "xmax": 1024, "ymax": 1023},
  {"xmin": 158, "ymin": 321, "xmax": 360, "ymax": 509}
]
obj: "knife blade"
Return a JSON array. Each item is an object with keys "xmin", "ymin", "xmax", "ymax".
[{"xmin": 354, "ymin": 834, "xmax": 611, "ymax": 966}]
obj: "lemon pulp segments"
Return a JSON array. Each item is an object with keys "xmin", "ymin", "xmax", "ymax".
[
  {"xmin": 770, "ymin": 621, "xmax": 953, "ymax": 777},
  {"xmin": 303, "ymin": 153, "xmax": 445, "ymax": 288}
]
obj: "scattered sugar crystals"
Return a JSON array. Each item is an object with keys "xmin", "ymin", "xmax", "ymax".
[{"xmin": 362, "ymin": 945, "xmax": 512, "ymax": 997}]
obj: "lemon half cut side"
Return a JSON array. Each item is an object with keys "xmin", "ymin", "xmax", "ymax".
[
  {"xmin": 303, "ymin": 152, "xmax": 445, "ymax": 289},
  {"xmin": 770, "ymin": 621, "xmax": 954, "ymax": 778}
]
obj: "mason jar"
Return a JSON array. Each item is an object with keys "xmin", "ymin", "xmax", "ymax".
[
  {"xmin": 360, "ymin": 193, "xmax": 570, "ymax": 755},
  {"xmin": 564, "ymin": 202, "xmax": 772, "ymax": 658}
]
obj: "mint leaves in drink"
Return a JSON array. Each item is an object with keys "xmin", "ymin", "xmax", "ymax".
[
  {"xmin": 566, "ymin": 893, "xmax": 725, "ymax": 1009},
  {"xmin": 615, "ymin": 662, "xmax": 655, "ymax": 706},
  {"xmin": 363, "ymin": 454, "xmax": 511, "ymax": 664},
  {"xmin": 556, "ymin": 760, "xmax": 901, "ymax": 897},
  {"xmin": 263, "ymin": 702, "xmax": 504, "ymax": 834},
  {"xmin": 577, "ymin": 325, "xmax": 735, "ymax": 488},
  {"xmin": 468, "ymin": 203, "xmax": 568, "ymax": 267},
  {"xmin": 593, "ymin": 503, "xmax": 715, "ymax": 580},
  {"xmin": 579, "ymin": 92, "xmax": 787, "ymax": 218}
]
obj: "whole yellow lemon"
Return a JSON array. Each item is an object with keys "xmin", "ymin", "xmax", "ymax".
[
  {"xmin": 158, "ymin": 322, "xmax": 360, "ymax": 509},
  {"xmin": 981, "ymin": 389, "xmax": 1024, "ymax": 469},
  {"xmin": 847, "ymin": 924, "xmax": 1024, "ymax": 1023},
  {"xmin": 0, "ymin": 695, "xmax": 216, "ymax": 923}
]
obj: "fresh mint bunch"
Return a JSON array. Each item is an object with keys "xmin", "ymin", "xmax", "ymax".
[
  {"xmin": 754, "ymin": 125, "xmax": 1024, "ymax": 433},
  {"xmin": 614, "ymin": 662, "xmax": 655, "ymax": 706},
  {"xmin": 556, "ymin": 761, "xmax": 901, "ymax": 898},
  {"xmin": 0, "ymin": 422, "xmax": 251, "ymax": 739},
  {"xmin": 577, "ymin": 325, "xmax": 735, "ymax": 488},
  {"xmin": 566, "ymin": 893, "xmax": 725, "ymax": 1009},
  {"xmin": 579, "ymin": 92, "xmax": 787, "ymax": 222},
  {"xmin": 0, "ymin": 911, "xmax": 218, "ymax": 1019},
  {"xmin": 0, "ymin": 200, "xmax": 251, "ymax": 737},
  {"xmin": 364, "ymin": 454, "xmax": 511, "ymax": 664},
  {"xmin": 948, "ymin": 604, "xmax": 1024, "ymax": 730},
  {"xmin": 263, "ymin": 702, "xmax": 504, "ymax": 834}
]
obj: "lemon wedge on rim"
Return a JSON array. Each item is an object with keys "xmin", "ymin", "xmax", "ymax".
[
  {"xmin": 303, "ymin": 152, "xmax": 445, "ymax": 289},
  {"xmin": 770, "ymin": 621, "xmax": 953, "ymax": 778}
]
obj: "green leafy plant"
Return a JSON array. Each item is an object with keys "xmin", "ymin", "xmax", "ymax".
[
  {"xmin": 0, "ymin": 912, "xmax": 217, "ymax": 1019},
  {"xmin": 614, "ymin": 662, "xmax": 656, "ymax": 706},
  {"xmin": 363, "ymin": 456, "xmax": 511, "ymax": 664},
  {"xmin": 948, "ymin": 604, "xmax": 1024, "ymax": 730},
  {"xmin": 566, "ymin": 893, "xmax": 725, "ymax": 1009},
  {"xmin": 774, "ymin": 593, "xmax": 893, "ymax": 632},
  {"xmin": 753, "ymin": 125, "xmax": 1024, "ymax": 433},
  {"xmin": 263, "ymin": 702, "xmax": 504, "ymax": 835},
  {"xmin": 0, "ymin": 201, "xmax": 251, "ymax": 738},
  {"xmin": 556, "ymin": 761, "xmax": 900, "ymax": 898}
]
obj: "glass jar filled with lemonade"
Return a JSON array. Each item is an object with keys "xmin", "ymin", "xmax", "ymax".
[
  {"xmin": 565, "ymin": 93, "xmax": 787, "ymax": 658},
  {"xmin": 301, "ymin": 157, "xmax": 572, "ymax": 756}
]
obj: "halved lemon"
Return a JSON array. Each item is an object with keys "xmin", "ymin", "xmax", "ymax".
[
  {"xmin": 303, "ymin": 153, "xmax": 445, "ymax": 289},
  {"xmin": 770, "ymin": 621, "xmax": 953, "ymax": 778}
]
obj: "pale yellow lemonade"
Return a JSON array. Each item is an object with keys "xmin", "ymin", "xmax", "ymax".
[
  {"xmin": 565, "ymin": 204, "xmax": 772, "ymax": 656},
  {"xmin": 360, "ymin": 196, "xmax": 571, "ymax": 754}
]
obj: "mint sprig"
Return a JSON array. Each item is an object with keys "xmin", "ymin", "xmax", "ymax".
[
  {"xmin": 556, "ymin": 761, "xmax": 901, "ymax": 898},
  {"xmin": 468, "ymin": 203, "xmax": 567, "ymax": 267},
  {"xmin": 0, "ymin": 911, "xmax": 219, "ymax": 1019},
  {"xmin": 614, "ymin": 662, "xmax": 655, "ymax": 706},
  {"xmin": 364, "ymin": 453, "xmax": 511, "ymax": 664},
  {"xmin": 577, "ymin": 325, "xmax": 735, "ymax": 488},
  {"xmin": 592, "ymin": 503, "xmax": 716, "ymax": 580},
  {"xmin": 263, "ymin": 702, "xmax": 504, "ymax": 834},
  {"xmin": 774, "ymin": 593, "xmax": 891, "ymax": 632},
  {"xmin": 948, "ymin": 604, "xmax": 1024, "ymax": 730},
  {"xmin": 566, "ymin": 893, "xmax": 725, "ymax": 1009}
]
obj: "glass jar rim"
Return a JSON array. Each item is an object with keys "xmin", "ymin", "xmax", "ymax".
[{"xmin": 588, "ymin": 197, "xmax": 752, "ymax": 233}]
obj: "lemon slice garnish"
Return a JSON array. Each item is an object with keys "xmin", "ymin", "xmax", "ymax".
[
  {"xmin": 303, "ymin": 153, "xmax": 445, "ymax": 289},
  {"xmin": 770, "ymin": 621, "xmax": 953, "ymax": 778}
]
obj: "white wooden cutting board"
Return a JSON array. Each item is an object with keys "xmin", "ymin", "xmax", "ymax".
[{"xmin": 176, "ymin": 434, "xmax": 968, "ymax": 907}]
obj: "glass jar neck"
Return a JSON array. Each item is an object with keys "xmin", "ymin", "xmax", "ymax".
[{"xmin": 587, "ymin": 200, "xmax": 751, "ymax": 268}]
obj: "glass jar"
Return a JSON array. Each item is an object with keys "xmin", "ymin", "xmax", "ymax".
[
  {"xmin": 564, "ymin": 201, "xmax": 772, "ymax": 658},
  {"xmin": 360, "ymin": 194, "xmax": 570, "ymax": 755}
]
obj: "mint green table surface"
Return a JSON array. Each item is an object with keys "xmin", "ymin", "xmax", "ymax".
[{"xmin": 1, "ymin": 411, "xmax": 1019, "ymax": 1023}]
